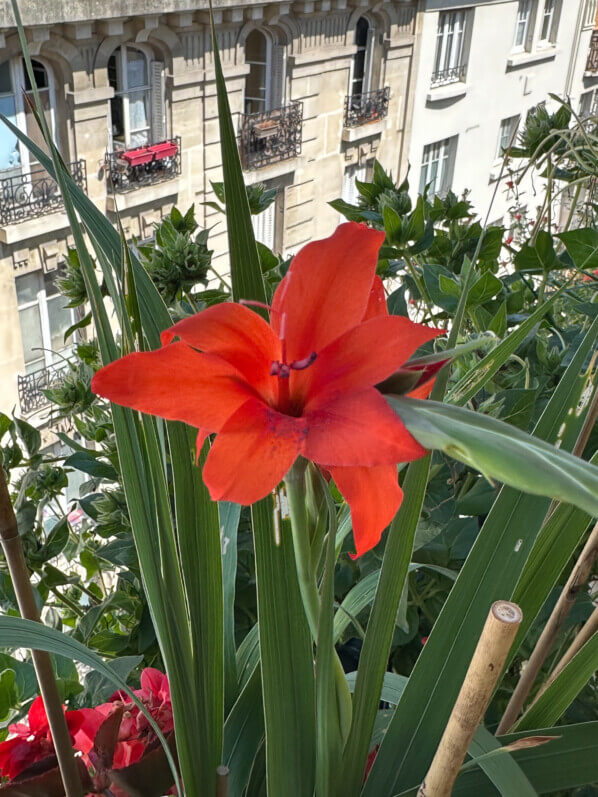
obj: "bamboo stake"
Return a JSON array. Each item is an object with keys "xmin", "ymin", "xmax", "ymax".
[
  {"xmin": 216, "ymin": 765, "xmax": 230, "ymax": 797},
  {"xmin": 497, "ymin": 520, "xmax": 598, "ymax": 735},
  {"xmin": 0, "ymin": 469, "xmax": 84, "ymax": 797},
  {"xmin": 537, "ymin": 604, "xmax": 598, "ymax": 696},
  {"xmin": 418, "ymin": 601, "xmax": 523, "ymax": 797}
]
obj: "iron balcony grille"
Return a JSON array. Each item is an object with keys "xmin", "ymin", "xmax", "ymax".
[
  {"xmin": 239, "ymin": 102, "xmax": 303, "ymax": 170},
  {"xmin": 0, "ymin": 160, "xmax": 87, "ymax": 226},
  {"xmin": 18, "ymin": 361, "xmax": 69, "ymax": 416},
  {"xmin": 105, "ymin": 137, "xmax": 182, "ymax": 193},
  {"xmin": 344, "ymin": 87, "xmax": 390, "ymax": 129},
  {"xmin": 430, "ymin": 63, "xmax": 468, "ymax": 87},
  {"xmin": 587, "ymin": 29, "xmax": 598, "ymax": 72}
]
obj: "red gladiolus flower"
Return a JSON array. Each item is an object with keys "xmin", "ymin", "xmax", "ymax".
[
  {"xmin": 75, "ymin": 668, "xmax": 173, "ymax": 771},
  {"xmin": 92, "ymin": 223, "xmax": 442, "ymax": 556},
  {"xmin": 0, "ymin": 696, "xmax": 84, "ymax": 781}
]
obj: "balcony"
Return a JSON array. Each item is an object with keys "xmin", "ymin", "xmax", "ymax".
[
  {"xmin": 239, "ymin": 102, "xmax": 303, "ymax": 170},
  {"xmin": 105, "ymin": 137, "xmax": 181, "ymax": 193},
  {"xmin": 344, "ymin": 88, "xmax": 390, "ymax": 129},
  {"xmin": 18, "ymin": 361, "xmax": 69, "ymax": 416},
  {"xmin": 586, "ymin": 29, "xmax": 598, "ymax": 72},
  {"xmin": 0, "ymin": 160, "xmax": 86, "ymax": 226},
  {"xmin": 430, "ymin": 63, "xmax": 468, "ymax": 88}
]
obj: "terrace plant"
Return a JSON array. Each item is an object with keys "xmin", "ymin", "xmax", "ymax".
[{"xmin": 0, "ymin": 3, "xmax": 597, "ymax": 797}]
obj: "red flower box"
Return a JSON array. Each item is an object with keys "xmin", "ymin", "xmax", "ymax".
[{"xmin": 119, "ymin": 141, "xmax": 178, "ymax": 167}]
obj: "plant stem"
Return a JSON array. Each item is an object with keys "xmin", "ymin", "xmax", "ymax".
[
  {"xmin": 419, "ymin": 601, "xmax": 522, "ymax": 797},
  {"xmin": 0, "ymin": 469, "xmax": 84, "ymax": 797},
  {"xmin": 540, "ymin": 603, "xmax": 598, "ymax": 692},
  {"xmin": 285, "ymin": 461, "xmax": 353, "ymax": 741},
  {"xmin": 497, "ymin": 520, "xmax": 598, "ymax": 734}
]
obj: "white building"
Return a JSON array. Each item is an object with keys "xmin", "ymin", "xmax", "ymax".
[{"xmin": 407, "ymin": 0, "xmax": 598, "ymax": 224}]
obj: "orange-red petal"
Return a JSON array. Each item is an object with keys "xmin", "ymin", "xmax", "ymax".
[
  {"xmin": 362, "ymin": 275, "xmax": 388, "ymax": 320},
  {"xmin": 91, "ymin": 342, "xmax": 253, "ymax": 432},
  {"xmin": 328, "ymin": 464, "xmax": 403, "ymax": 557},
  {"xmin": 270, "ymin": 222, "xmax": 386, "ymax": 361},
  {"xmin": 298, "ymin": 315, "xmax": 443, "ymax": 407},
  {"xmin": 202, "ymin": 398, "xmax": 306, "ymax": 504},
  {"xmin": 303, "ymin": 388, "xmax": 426, "ymax": 467},
  {"xmin": 161, "ymin": 302, "xmax": 280, "ymax": 402}
]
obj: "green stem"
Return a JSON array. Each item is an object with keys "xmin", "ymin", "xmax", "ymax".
[{"xmin": 285, "ymin": 461, "xmax": 353, "ymax": 742}]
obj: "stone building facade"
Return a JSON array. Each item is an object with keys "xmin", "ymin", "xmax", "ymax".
[{"xmin": 0, "ymin": 0, "xmax": 419, "ymax": 425}]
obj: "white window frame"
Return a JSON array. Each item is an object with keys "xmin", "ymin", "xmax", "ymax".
[
  {"xmin": 539, "ymin": 0, "xmax": 558, "ymax": 45},
  {"xmin": 496, "ymin": 115, "xmax": 520, "ymax": 160},
  {"xmin": 109, "ymin": 45, "xmax": 154, "ymax": 149},
  {"xmin": 513, "ymin": 0, "xmax": 533, "ymax": 52},
  {"xmin": 433, "ymin": 11, "xmax": 467, "ymax": 83},
  {"xmin": 16, "ymin": 270, "xmax": 76, "ymax": 374},
  {"xmin": 251, "ymin": 200, "xmax": 276, "ymax": 250},
  {"xmin": 419, "ymin": 138, "xmax": 455, "ymax": 197},
  {"xmin": 0, "ymin": 57, "xmax": 57, "ymax": 174}
]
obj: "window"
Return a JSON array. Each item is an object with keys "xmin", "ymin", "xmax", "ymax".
[
  {"xmin": 251, "ymin": 201, "xmax": 276, "ymax": 250},
  {"xmin": 432, "ymin": 11, "xmax": 468, "ymax": 85},
  {"xmin": 580, "ymin": 89, "xmax": 598, "ymax": 119},
  {"xmin": 351, "ymin": 18, "xmax": 374, "ymax": 99},
  {"xmin": 109, "ymin": 46, "xmax": 164, "ymax": 149},
  {"xmin": 583, "ymin": 0, "xmax": 597, "ymax": 28},
  {"xmin": 496, "ymin": 115, "xmax": 520, "ymax": 159},
  {"xmin": 341, "ymin": 162, "xmax": 368, "ymax": 212},
  {"xmin": 16, "ymin": 269, "xmax": 75, "ymax": 375},
  {"xmin": 0, "ymin": 58, "xmax": 56, "ymax": 175},
  {"xmin": 513, "ymin": 0, "xmax": 533, "ymax": 50},
  {"xmin": 419, "ymin": 138, "xmax": 456, "ymax": 197},
  {"xmin": 539, "ymin": 0, "xmax": 558, "ymax": 44},
  {"xmin": 244, "ymin": 30, "xmax": 285, "ymax": 115}
]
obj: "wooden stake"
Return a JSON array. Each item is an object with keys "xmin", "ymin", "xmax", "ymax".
[
  {"xmin": 497, "ymin": 520, "xmax": 598, "ymax": 735},
  {"xmin": 418, "ymin": 601, "xmax": 522, "ymax": 797},
  {"xmin": 216, "ymin": 765, "xmax": 230, "ymax": 797},
  {"xmin": 0, "ymin": 469, "xmax": 84, "ymax": 797},
  {"xmin": 537, "ymin": 604, "xmax": 598, "ymax": 697}
]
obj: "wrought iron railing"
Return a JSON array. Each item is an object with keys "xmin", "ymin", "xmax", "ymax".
[
  {"xmin": 0, "ymin": 160, "xmax": 86, "ymax": 226},
  {"xmin": 344, "ymin": 87, "xmax": 390, "ymax": 128},
  {"xmin": 430, "ymin": 63, "xmax": 468, "ymax": 87},
  {"xmin": 18, "ymin": 361, "xmax": 69, "ymax": 416},
  {"xmin": 239, "ymin": 102, "xmax": 303, "ymax": 170},
  {"xmin": 105, "ymin": 137, "xmax": 182, "ymax": 193},
  {"xmin": 587, "ymin": 30, "xmax": 598, "ymax": 72}
]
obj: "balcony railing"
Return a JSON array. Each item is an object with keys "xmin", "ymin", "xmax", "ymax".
[
  {"xmin": 430, "ymin": 63, "xmax": 468, "ymax": 88},
  {"xmin": 239, "ymin": 102, "xmax": 303, "ymax": 170},
  {"xmin": 105, "ymin": 137, "xmax": 181, "ymax": 193},
  {"xmin": 587, "ymin": 29, "xmax": 598, "ymax": 72},
  {"xmin": 344, "ymin": 87, "xmax": 390, "ymax": 128},
  {"xmin": 18, "ymin": 361, "xmax": 69, "ymax": 416},
  {"xmin": 0, "ymin": 160, "xmax": 86, "ymax": 226}
]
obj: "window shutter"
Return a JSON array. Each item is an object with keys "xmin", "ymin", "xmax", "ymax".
[
  {"xmin": 252, "ymin": 201, "xmax": 276, "ymax": 250},
  {"xmin": 150, "ymin": 61, "xmax": 165, "ymax": 143},
  {"xmin": 270, "ymin": 44, "xmax": 286, "ymax": 108}
]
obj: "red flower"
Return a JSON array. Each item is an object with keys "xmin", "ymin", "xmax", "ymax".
[
  {"xmin": 75, "ymin": 668, "xmax": 173, "ymax": 772},
  {"xmin": 92, "ymin": 223, "xmax": 442, "ymax": 556},
  {"xmin": 504, "ymin": 236, "xmax": 513, "ymax": 245},
  {"xmin": 506, "ymin": 180, "xmax": 514, "ymax": 189},
  {"xmin": 0, "ymin": 696, "xmax": 84, "ymax": 781},
  {"xmin": 515, "ymin": 213, "xmax": 522, "ymax": 221},
  {"xmin": 364, "ymin": 745, "xmax": 379, "ymax": 782}
]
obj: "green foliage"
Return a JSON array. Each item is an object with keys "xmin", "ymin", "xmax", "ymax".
[
  {"xmin": 2, "ymin": 37, "xmax": 598, "ymax": 797},
  {"xmin": 138, "ymin": 205, "xmax": 212, "ymax": 303}
]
